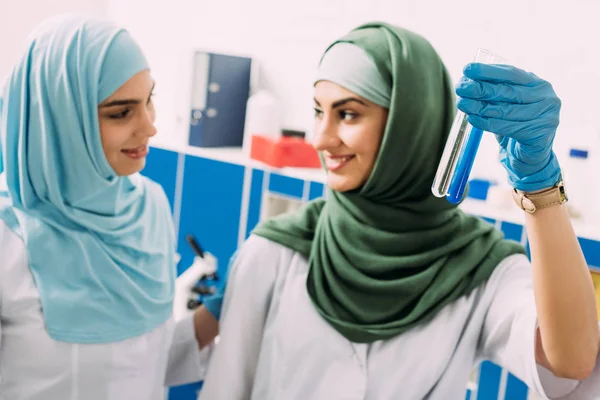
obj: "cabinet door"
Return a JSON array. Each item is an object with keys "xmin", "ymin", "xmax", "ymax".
[
  {"xmin": 268, "ymin": 173, "xmax": 305, "ymax": 198},
  {"xmin": 168, "ymin": 383, "xmax": 203, "ymax": 400},
  {"xmin": 246, "ymin": 172, "xmax": 326, "ymax": 238},
  {"xmin": 504, "ymin": 372, "xmax": 529, "ymax": 400},
  {"xmin": 580, "ymin": 237, "xmax": 600, "ymax": 269},
  {"xmin": 188, "ymin": 53, "xmax": 252, "ymax": 148},
  {"xmin": 308, "ymin": 181, "xmax": 326, "ymax": 200},
  {"xmin": 500, "ymin": 221, "xmax": 525, "ymax": 244},
  {"xmin": 476, "ymin": 361, "xmax": 503, "ymax": 399},
  {"xmin": 245, "ymin": 168, "xmax": 265, "ymax": 239},
  {"xmin": 176, "ymin": 155, "xmax": 244, "ymax": 276},
  {"xmin": 141, "ymin": 147, "xmax": 180, "ymax": 214}
]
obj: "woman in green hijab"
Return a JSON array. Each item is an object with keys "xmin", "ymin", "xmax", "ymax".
[{"xmin": 199, "ymin": 22, "xmax": 599, "ymax": 399}]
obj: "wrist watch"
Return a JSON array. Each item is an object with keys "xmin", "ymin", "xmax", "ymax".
[{"xmin": 511, "ymin": 180, "xmax": 568, "ymax": 214}]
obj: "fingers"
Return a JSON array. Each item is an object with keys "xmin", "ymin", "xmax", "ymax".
[
  {"xmin": 456, "ymin": 76, "xmax": 556, "ymax": 104},
  {"xmin": 457, "ymin": 96, "xmax": 560, "ymax": 122},
  {"xmin": 462, "ymin": 63, "xmax": 539, "ymax": 86},
  {"xmin": 465, "ymin": 114, "xmax": 558, "ymax": 145}
]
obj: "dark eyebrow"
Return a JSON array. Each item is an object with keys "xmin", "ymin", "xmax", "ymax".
[
  {"xmin": 99, "ymin": 82, "xmax": 156, "ymax": 108},
  {"xmin": 313, "ymin": 97, "xmax": 367, "ymax": 108}
]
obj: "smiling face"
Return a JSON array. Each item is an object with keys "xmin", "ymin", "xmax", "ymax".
[
  {"xmin": 98, "ymin": 70, "xmax": 156, "ymax": 176},
  {"xmin": 313, "ymin": 80, "xmax": 389, "ymax": 192}
]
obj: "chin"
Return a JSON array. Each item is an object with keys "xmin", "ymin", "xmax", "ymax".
[
  {"xmin": 327, "ymin": 174, "xmax": 360, "ymax": 193},
  {"xmin": 114, "ymin": 160, "xmax": 146, "ymax": 176}
]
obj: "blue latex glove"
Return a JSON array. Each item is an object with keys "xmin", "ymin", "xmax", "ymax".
[
  {"xmin": 203, "ymin": 285, "xmax": 225, "ymax": 321},
  {"xmin": 202, "ymin": 251, "xmax": 238, "ymax": 321},
  {"xmin": 456, "ymin": 63, "xmax": 562, "ymax": 192}
]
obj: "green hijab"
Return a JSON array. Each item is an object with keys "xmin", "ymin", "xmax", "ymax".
[{"xmin": 253, "ymin": 22, "xmax": 525, "ymax": 343}]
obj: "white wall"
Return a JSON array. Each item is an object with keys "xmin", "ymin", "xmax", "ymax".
[
  {"xmin": 0, "ymin": 0, "xmax": 108, "ymax": 84},
  {"xmin": 112, "ymin": 0, "xmax": 599, "ymax": 190},
  {"xmin": 0, "ymin": 0, "xmax": 107, "ymax": 191}
]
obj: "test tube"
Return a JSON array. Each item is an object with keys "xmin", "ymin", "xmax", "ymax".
[{"xmin": 431, "ymin": 49, "xmax": 507, "ymax": 204}]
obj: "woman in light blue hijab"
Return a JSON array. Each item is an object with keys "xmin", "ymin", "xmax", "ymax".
[{"xmin": 0, "ymin": 14, "xmax": 220, "ymax": 399}]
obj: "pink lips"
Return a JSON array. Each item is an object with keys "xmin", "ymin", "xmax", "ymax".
[
  {"xmin": 121, "ymin": 145, "xmax": 149, "ymax": 159},
  {"xmin": 324, "ymin": 154, "xmax": 355, "ymax": 172}
]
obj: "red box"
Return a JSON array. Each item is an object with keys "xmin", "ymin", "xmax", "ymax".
[{"xmin": 250, "ymin": 135, "xmax": 321, "ymax": 169}]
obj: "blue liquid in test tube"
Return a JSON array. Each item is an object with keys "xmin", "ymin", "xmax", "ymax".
[{"xmin": 446, "ymin": 127, "xmax": 484, "ymax": 204}]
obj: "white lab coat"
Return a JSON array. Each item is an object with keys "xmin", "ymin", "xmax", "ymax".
[
  {"xmin": 199, "ymin": 235, "xmax": 600, "ymax": 400},
  {"xmin": 0, "ymin": 219, "xmax": 211, "ymax": 400}
]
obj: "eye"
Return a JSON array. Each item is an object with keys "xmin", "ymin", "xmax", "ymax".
[
  {"xmin": 147, "ymin": 91, "xmax": 155, "ymax": 105},
  {"xmin": 314, "ymin": 108, "xmax": 323, "ymax": 118},
  {"xmin": 108, "ymin": 108, "xmax": 131, "ymax": 119},
  {"xmin": 339, "ymin": 110, "xmax": 358, "ymax": 121}
]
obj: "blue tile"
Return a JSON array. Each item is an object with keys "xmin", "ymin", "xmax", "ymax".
[
  {"xmin": 141, "ymin": 147, "xmax": 179, "ymax": 213},
  {"xmin": 477, "ymin": 361, "xmax": 502, "ymax": 400},
  {"xmin": 504, "ymin": 372, "xmax": 528, "ymax": 400},
  {"xmin": 467, "ymin": 179, "xmax": 491, "ymax": 200},
  {"xmin": 579, "ymin": 237, "xmax": 600, "ymax": 269},
  {"xmin": 500, "ymin": 221, "xmax": 524, "ymax": 243},
  {"xmin": 308, "ymin": 181, "xmax": 326, "ymax": 200},
  {"xmin": 481, "ymin": 217, "xmax": 496, "ymax": 225},
  {"xmin": 168, "ymin": 382, "xmax": 203, "ymax": 400},
  {"xmin": 177, "ymin": 156, "xmax": 244, "ymax": 277},
  {"xmin": 246, "ymin": 169, "xmax": 264, "ymax": 238},
  {"xmin": 269, "ymin": 173, "xmax": 304, "ymax": 198}
]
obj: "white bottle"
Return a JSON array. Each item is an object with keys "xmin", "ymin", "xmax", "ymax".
[
  {"xmin": 243, "ymin": 90, "xmax": 282, "ymax": 156},
  {"xmin": 563, "ymin": 147, "xmax": 589, "ymax": 219}
]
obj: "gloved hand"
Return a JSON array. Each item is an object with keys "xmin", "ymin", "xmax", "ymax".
[
  {"xmin": 202, "ymin": 250, "xmax": 238, "ymax": 321},
  {"xmin": 456, "ymin": 63, "xmax": 562, "ymax": 192},
  {"xmin": 202, "ymin": 283, "xmax": 225, "ymax": 321}
]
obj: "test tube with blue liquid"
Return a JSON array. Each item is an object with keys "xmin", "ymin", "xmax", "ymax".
[{"xmin": 432, "ymin": 48, "xmax": 507, "ymax": 204}]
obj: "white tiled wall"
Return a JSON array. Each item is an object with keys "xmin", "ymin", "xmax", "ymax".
[
  {"xmin": 0, "ymin": 0, "xmax": 107, "ymax": 192},
  {"xmin": 0, "ymin": 0, "xmax": 107, "ymax": 85}
]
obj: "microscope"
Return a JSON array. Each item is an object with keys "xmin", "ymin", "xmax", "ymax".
[{"xmin": 173, "ymin": 234, "xmax": 219, "ymax": 321}]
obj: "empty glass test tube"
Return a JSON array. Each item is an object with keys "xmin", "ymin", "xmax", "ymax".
[{"xmin": 431, "ymin": 48, "xmax": 507, "ymax": 204}]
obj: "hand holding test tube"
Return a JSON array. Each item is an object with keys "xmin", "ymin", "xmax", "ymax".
[{"xmin": 456, "ymin": 63, "xmax": 562, "ymax": 193}]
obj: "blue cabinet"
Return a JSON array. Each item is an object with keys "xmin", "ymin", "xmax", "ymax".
[
  {"xmin": 580, "ymin": 237, "xmax": 600, "ymax": 268},
  {"xmin": 504, "ymin": 373, "xmax": 529, "ymax": 400},
  {"xmin": 245, "ymin": 168, "xmax": 265, "ymax": 238},
  {"xmin": 477, "ymin": 361, "xmax": 502, "ymax": 400},
  {"xmin": 141, "ymin": 147, "xmax": 180, "ymax": 213},
  {"xmin": 176, "ymin": 155, "xmax": 244, "ymax": 276},
  {"xmin": 168, "ymin": 382, "xmax": 203, "ymax": 400},
  {"xmin": 308, "ymin": 181, "xmax": 326, "ymax": 200},
  {"xmin": 268, "ymin": 173, "xmax": 305, "ymax": 198},
  {"xmin": 142, "ymin": 148, "xmax": 245, "ymax": 274}
]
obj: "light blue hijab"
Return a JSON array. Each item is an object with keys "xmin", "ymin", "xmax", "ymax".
[{"xmin": 0, "ymin": 14, "xmax": 176, "ymax": 343}]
